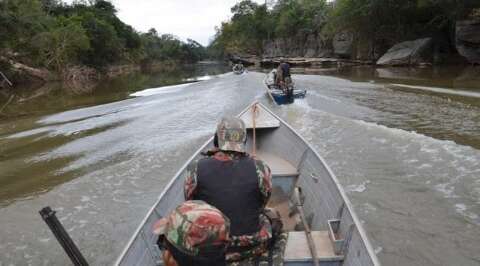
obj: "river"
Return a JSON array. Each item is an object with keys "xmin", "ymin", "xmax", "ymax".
[{"xmin": 0, "ymin": 64, "xmax": 479, "ymax": 265}]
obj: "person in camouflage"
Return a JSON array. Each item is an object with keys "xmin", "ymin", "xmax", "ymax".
[
  {"xmin": 153, "ymin": 200, "xmax": 231, "ymax": 266},
  {"xmin": 184, "ymin": 116, "xmax": 273, "ymax": 262}
]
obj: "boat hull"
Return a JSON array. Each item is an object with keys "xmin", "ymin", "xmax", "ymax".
[
  {"xmin": 270, "ymin": 89, "xmax": 307, "ymax": 105},
  {"xmin": 115, "ymin": 102, "xmax": 379, "ymax": 266}
]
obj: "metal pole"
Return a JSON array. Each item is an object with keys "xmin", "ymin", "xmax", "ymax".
[{"xmin": 39, "ymin": 207, "xmax": 89, "ymax": 266}]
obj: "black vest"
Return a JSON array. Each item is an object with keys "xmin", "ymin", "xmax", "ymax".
[{"xmin": 195, "ymin": 156, "xmax": 261, "ymax": 236}]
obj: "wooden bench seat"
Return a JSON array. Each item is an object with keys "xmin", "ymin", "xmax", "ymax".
[
  {"xmin": 256, "ymin": 152, "xmax": 298, "ymax": 177},
  {"xmin": 284, "ymin": 231, "xmax": 344, "ymax": 266}
]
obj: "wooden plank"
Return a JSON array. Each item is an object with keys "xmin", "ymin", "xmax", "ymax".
[
  {"xmin": 239, "ymin": 103, "xmax": 280, "ymax": 129},
  {"xmin": 285, "ymin": 231, "xmax": 344, "ymax": 262},
  {"xmin": 256, "ymin": 151, "xmax": 298, "ymax": 177}
]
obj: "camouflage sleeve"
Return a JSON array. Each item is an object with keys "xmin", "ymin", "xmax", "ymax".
[
  {"xmin": 184, "ymin": 161, "xmax": 199, "ymax": 200},
  {"xmin": 255, "ymin": 159, "xmax": 272, "ymax": 207}
]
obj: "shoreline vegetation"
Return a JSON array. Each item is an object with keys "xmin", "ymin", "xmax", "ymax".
[
  {"xmin": 1, "ymin": 0, "xmax": 479, "ymax": 94},
  {"xmin": 211, "ymin": 0, "xmax": 480, "ymax": 68},
  {"xmin": 0, "ymin": 0, "xmax": 208, "ymax": 90}
]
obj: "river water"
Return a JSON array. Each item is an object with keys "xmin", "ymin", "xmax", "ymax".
[{"xmin": 0, "ymin": 64, "xmax": 479, "ymax": 265}]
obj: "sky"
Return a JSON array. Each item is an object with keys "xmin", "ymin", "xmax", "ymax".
[{"xmin": 106, "ymin": 0, "xmax": 265, "ymax": 46}]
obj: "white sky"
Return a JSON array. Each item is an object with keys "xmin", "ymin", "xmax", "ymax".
[{"xmin": 107, "ymin": 0, "xmax": 265, "ymax": 46}]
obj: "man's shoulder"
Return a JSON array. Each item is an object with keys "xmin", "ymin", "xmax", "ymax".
[
  {"xmin": 253, "ymin": 159, "xmax": 271, "ymax": 173},
  {"xmin": 187, "ymin": 158, "xmax": 202, "ymax": 171}
]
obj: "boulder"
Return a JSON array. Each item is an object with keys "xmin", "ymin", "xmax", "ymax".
[
  {"xmin": 333, "ymin": 31, "xmax": 354, "ymax": 57},
  {"xmin": 376, "ymin": 38, "xmax": 432, "ymax": 66},
  {"xmin": 456, "ymin": 19, "xmax": 480, "ymax": 64}
]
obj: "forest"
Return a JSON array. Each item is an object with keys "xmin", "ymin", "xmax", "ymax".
[
  {"xmin": 0, "ymin": 0, "xmax": 207, "ymax": 78},
  {"xmin": 211, "ymin": 0, "xmax": 480, "ymax": 60}
]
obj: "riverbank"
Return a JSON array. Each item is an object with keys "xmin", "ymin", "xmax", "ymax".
[{"xmin": 0, "ymin": 62, "xmax": 229, "ymax": 120}]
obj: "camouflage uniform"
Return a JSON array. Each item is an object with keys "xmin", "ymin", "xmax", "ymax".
[
  {"xmin": 153, "ymin": 200, "xmax": 231, "ymax": 256},
  {"xmin": 184, "ymin": 116, "xmax": 273, "ymax": 262}
]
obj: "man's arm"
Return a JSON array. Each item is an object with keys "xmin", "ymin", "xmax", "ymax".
[
  {"xmin": 255, "ymin": 159, "xmax": 272, "ymax": 207},
  {"xmin": 184, "ymin": 161, "xmax": 199, "ymax": 200}
]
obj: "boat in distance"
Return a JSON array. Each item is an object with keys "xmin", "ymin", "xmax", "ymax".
[
  {"xmin": 115, "ymin": 102, "xmax": 380, "ymax": 266},
  {"xmin": 264, "ymin": 70, "xmax": 306, "ymax": 105},
  {"xmin": 233, "ymin": 64, "xmax": 246, "ymax": 74}
]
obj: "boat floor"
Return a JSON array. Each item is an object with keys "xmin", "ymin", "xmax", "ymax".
[
  {"xmin": 262, "ymin": 152, "xmax": 344, "ymax": 265},
  {"xmin": 267, "ymin": 186, "xmax": 298, "ymax": 231}
]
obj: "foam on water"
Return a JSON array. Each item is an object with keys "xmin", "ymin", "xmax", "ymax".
[
  {"xmin": 130, "ymin": 83, "xmax": 191, "ymax": 97},
  {"xmin": 390, "ymin": 83, "xmax": 480, "ymax": 98},
  {"xmin": 284, "ymin": 93, "xmax": 480, "ymax": 227},
  {"xmin": 345, "ymin": 180, "xmax": 370, "ymax": 193}
]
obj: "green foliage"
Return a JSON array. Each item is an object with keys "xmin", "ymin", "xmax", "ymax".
[
  {"xmin": 212, "ymin": 0, "xmax": 480, "ymax": 57},
  {"xmin": 78, "ymin": 12, "xmax": 123, "ymax": 67},
  {"xmin": 32, "ymin": 15, "xmax": 90, "ymax": 71},
  {"xmin": 0, "ymin": 0, "xmax": 206, "ymax": 73},
  {"xmin": 325, "ymin": 0, "xmax": 480, "ymax": 45},
  {"xmin": 273, "ymin": 0, "xmax": 327, "ymax": 37},
  {"xmin": 210, "ymin": 0, "xmax": 328, "ymax": 56},
  {"xmin": 140, "ymin": 30, "xmax": 207, "ymax": 64}
]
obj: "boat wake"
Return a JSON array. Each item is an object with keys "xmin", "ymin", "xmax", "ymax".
[{"xmin": 390, "ymin": 83, "xmax": 480, "ymax": 98}]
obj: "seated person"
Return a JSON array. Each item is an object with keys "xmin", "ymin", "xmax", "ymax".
[
  {"xmin": 275, "ymin": 61, "xmax": 292, "ymax": 93},
  {"xmin": 184, "ymin": 117, "xmax": 273, "ymax": 262},
  {"xmin": 153, "ymin": 200, "xmax": 231, "ymax": 266}
]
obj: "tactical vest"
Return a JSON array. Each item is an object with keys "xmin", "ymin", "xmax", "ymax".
[{"xmin": 195, "ymin": 156, "xmax": 261, "ymax": 237}]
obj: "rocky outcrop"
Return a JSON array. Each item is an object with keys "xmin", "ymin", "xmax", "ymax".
[
  {"xmin": 263, "ymin": 33, "xmax": 333, "ymax": 58},
  {"xmin": 333, "ymin": 31, "xmax": 354, "ymax": 58},
  {"xmin": 377, "ymin": 38, "xmax": 432, "ymax": 66},
  {"xmin": 456, "ymin": 19, "xmax": 480, "ymax": 64}
]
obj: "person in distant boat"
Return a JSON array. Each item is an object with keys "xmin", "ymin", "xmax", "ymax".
[
  {"xmin": 275, "ymin": 60, "xmax": 293, "ymax": 101},
  {"xmin": 153, "ymin": 200, "xmax": 231, "ymax": 266},
  {"xmin": 184, "ymin": 117, "xmax": 273, "ymax": 262},
  {"xmin": 275, "ymin": 61, "xmax": 291, "ymax": 87},
  {"xmin": 233, "ymin": 63, "xmax": 244, "ymax": 73}
]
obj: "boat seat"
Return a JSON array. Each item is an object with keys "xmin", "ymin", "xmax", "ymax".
[
  {"xmin": 256, "ymin": 152, "xmax": 298, "ymax": 177},
  {"xmin": 284, "ymin": 231, "xmax": 344, "ymax": 266}
]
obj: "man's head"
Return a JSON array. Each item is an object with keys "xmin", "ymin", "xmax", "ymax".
[
  {"xmin": 154, "ymin": 200, "xmax": 231, "ymax": 266},
  {"xmin": 215, "ymin": 117, "xmax": 247, "ymax": 153}
]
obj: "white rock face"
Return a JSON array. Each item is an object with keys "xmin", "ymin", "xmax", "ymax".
[{"xmin": 377, "ymin": 38, "xmax": 432, "ymax": 66}]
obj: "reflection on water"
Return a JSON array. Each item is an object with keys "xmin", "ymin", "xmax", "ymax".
[
  {"xmin": 0, "ymin": 65, "xmax": 479, "ymax": 266},
  {"xmin": 0, "ymin": 63, "xmax": 230, "ymax": 121},
  {"xmin": 0, "ymin": 63, "xmax": 230, "ymax": 206}
]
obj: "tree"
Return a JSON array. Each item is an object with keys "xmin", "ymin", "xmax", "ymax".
[
  {"xmin": 79, "ymin": 12, "xmax": 122, "ymax": 67},
  {"xmin": 33, "ymin": 16, "xmax": 90, "ymax": 71}
]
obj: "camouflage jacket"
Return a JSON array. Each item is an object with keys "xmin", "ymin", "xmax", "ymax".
[{"xmin": 184, "ymin": 151, "xmax": 273, "ymax": 260}]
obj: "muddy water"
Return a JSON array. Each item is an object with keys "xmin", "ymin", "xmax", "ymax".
[{"xmin": 0, "ymin": 65, "xmax": 479, "ymax": 265}]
